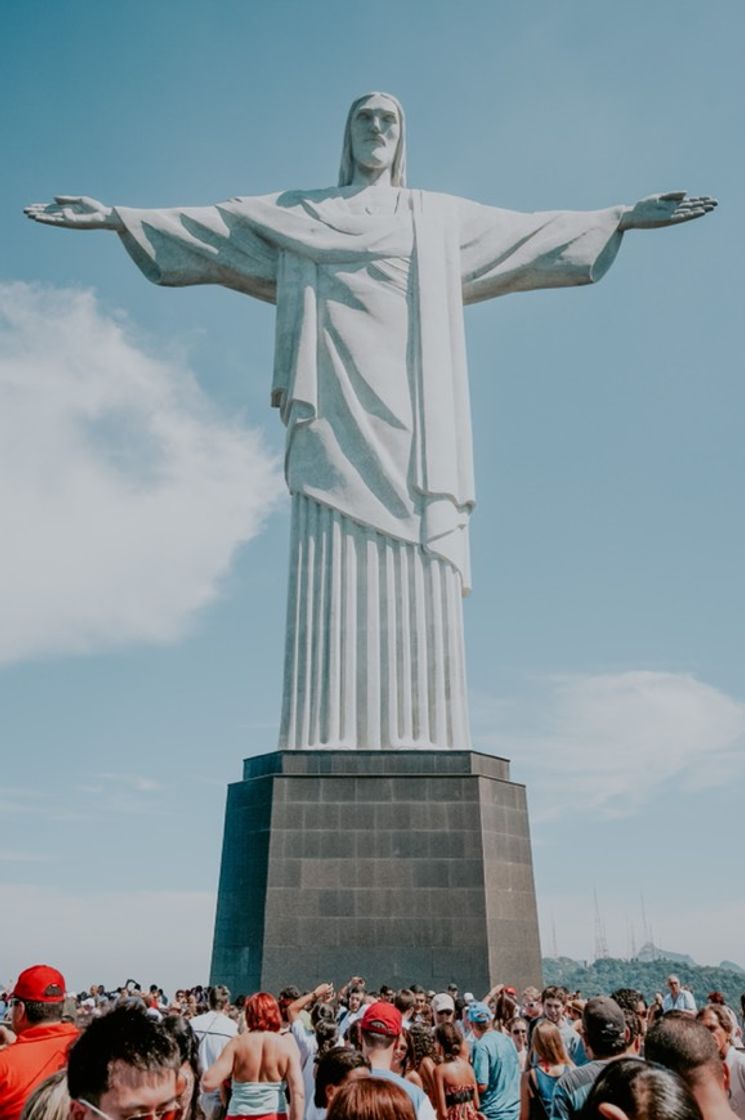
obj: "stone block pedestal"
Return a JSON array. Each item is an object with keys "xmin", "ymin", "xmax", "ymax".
[{"xmin": 210, "ymin": 749, "xmax": 542, "ymax": 994}]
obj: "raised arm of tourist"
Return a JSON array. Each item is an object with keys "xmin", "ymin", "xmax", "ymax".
[
  {"xmin": 286, "ymin": 983, "xmax": 335, "ymax": 1023},
  {"xmin": 482, "ymin": 982, "xmax": 504, "ymax": 1004}
]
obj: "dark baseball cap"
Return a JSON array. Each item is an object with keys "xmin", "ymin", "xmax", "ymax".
[{"xmin": 583, "ymin": 996, "xmax": 626, "ymax": 1051}]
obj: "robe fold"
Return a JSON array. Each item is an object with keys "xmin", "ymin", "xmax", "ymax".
[{"xmin": 114, "ymin": 188, "xmax": 623, "ymax": 748}]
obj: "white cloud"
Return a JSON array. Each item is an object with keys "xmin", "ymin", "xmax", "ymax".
[
  {"xmin": 0, "ymin": 281, "xmax": 284, "ymax": 665},
  {"xmin": 0, "ymin": 885, "xmax": 215, "ymax": 993},
  {"xmin": 473, "ymin": 670, "xmax": 745, "ymax": 820}
]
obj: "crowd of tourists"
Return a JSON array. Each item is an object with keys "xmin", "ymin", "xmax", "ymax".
[{"xmin": 2, "ymin": 966, "xmax": 745, "ymax": 1120}]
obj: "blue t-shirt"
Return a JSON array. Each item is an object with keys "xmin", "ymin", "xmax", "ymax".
[
  {"xmin": 471, "ymin": 1030, "xmax": 520, "ymax": 1120},
  {"xmin": 371, "ymin": 1068, "xmax": 435, "ymax": 1120}
]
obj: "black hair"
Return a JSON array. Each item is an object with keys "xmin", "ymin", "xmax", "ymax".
[
  {"xmin": 580, "ymin": 1058, "xmax": 703, "ymax": 1120},
  {"xmin": 67, "ymin": 1006, "xmax": 181, "ymax": 1106},
  {"xmin": 161, "ymin": 1015, "xmax": 200, "ymax": 1120},
  {"xmin": 435, "ymin": 1022, "xmax": 462, "ymax": 1060},
  {"xmin": 208, "ymin": 985, "xmax": 230, "ymax": 1011},
  {"xmin": 21, "ymin": 1000, "xmax": 63, "ymax": 1026},
  {"xmin": 612, "ymin": 989, "xmax": 645, "ymax": 1013},
  {"xmin": 314, "ymin": 1018, "xmax": 340, "ymax": 1060},
  {"xmin": 311, "ymin": 1001, "xmax": 336, "ymax": 1028},
  {"xmin": 279, "ymin": 986, "xmax": 301, "ymax": 1002},
  {"xmin": 314, "ymin": 1047, "xmax": 370, "ymax": 1108}
]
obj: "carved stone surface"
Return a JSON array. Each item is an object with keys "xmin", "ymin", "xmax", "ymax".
[{"xmin": 210, "ymin": 749, "xmax": 542, "ymax": 992}]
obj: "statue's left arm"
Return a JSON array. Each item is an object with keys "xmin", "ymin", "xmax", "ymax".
[{"xmin": 457, "ymin": 191, "xmax": 716, "ymax": 305}]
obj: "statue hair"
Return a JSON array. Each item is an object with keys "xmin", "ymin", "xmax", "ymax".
[{"xmin": 338, "ymin": 92, "xmax": 407, "ymax": 187}]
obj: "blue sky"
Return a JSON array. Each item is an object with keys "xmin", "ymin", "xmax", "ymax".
[{"xmin": 2, "ymin": 0, "xmax": 743, "ymax": 993}]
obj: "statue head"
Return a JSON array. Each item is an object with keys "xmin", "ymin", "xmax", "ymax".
[{"xmin": 338, "ymin": 92, "xmax": 406, "ymax": 187}]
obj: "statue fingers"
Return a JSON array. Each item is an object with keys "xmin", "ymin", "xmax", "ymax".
[{"xmin": 673, "ymin": 207, "xmax": 707, "ymax": 222}]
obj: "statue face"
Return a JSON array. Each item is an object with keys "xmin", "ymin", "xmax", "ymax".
[{"xmin": 349, "ymin": 94, "xmax": 401, "ymax": 176}]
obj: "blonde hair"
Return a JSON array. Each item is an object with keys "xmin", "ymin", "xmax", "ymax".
[
  {"xmin": 21, "ymin": 1070, "xmax": 70, "ymax": 1120},
  {"xmin": 338, "ymin": 92, "xmax": 407, "ymax": 187}
]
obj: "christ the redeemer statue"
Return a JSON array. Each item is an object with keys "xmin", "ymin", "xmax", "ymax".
[{"xmin": 25, "ymin": 92, "xmax": 716, "ymax": 751}]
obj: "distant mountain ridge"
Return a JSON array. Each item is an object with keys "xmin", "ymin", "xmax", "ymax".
[{"xmin": 543, "ymin": 953, "xmax": 745, "ymax": 1007}]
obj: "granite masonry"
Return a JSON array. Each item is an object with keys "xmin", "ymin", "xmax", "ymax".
[{"xmin": 210, "ymin": 749, "xmax": 542, "ymax": 993}]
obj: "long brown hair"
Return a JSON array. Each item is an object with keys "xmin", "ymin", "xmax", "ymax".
[
  {"xmin": 327, "ymin": 1077, "xmax": 416, "ymax": 1120},
  {"xmin": 531, "ymin": 1020, "xmax": 571, "ymax": 1067}
]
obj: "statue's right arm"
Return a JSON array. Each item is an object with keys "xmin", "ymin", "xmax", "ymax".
[{"xmin": 24, "ymin": 195, "xmax": 123, "ymax": 231}]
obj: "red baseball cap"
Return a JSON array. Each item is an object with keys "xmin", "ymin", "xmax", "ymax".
[
  {"xmin": 12, "ymin": 965, "xmax": 66, "ymax": 1002},
  {"xmin": 360, "ymin": 1000, "xmax": 402, "ymax": 1037}
]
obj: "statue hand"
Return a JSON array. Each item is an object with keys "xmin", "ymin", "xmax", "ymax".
[
  {"xmin": 619, "ymin": 191, "xmax": 717, "ymax": 231},
  {"xmin": 23, "ymin": 195, "xmax": 123, "ymax": 231}
]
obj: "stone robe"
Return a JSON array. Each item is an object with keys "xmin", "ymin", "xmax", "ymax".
[{"xmin": 114, "ymin": 189, "xmax": 624, "ymax": 748}]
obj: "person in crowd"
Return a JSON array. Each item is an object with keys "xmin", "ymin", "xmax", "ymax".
[
  {"xmin": 468, "ymin": 1001, "xmax": 520, "ymax": 1120},
  {"xmin": 0, "ymin": 965, "xmax": 79, "ymax": 1120},
  {"xmin": 409, "ymin": 1023, "xmax": 440, "ymax": 1103},
  {"xmin": 580, "ymin": 1058, "xmax": 703, "ymax": 1120},
  {"xmin": 662, "ymin": 979, "xmax": 696, "ymax": 1016},
  {"xmin": 522, "ymin": 990, "xmax": 544, "ymax": 1028},
  {"xmin": 551, "ymin": 997, "xmax": 634, "ymax": 1120},
  {"xmin": 288, "ymin": 985, "xmax": 337, "ymax": 1119},
  {"xmin": 433, "ymin": 1022, "xmax": 480, "ymax": 1120},
  {"xmin": 338, "ymin": 988, "xmax": 366, "ymax": 1040},
  {"xmin": 327, "ymin": 1077, "xmax": 416, "ymax": 1120},
  {"xmin": 202, "ymin": 991, "xmax": 304, "ymax": 1120},
  {"xmin": 67, "ymin": 1005, "xmax": 182, "ymax": 1120},
  {"xmin": 379, "ymin": 986, "xmax": 396, "ymax": 1004},
  {"xmin": 358, "ymin": 1001, "xmax": 436, "ymax": 1120},
  {"xmin": 697, "ymin": 1005, "xmax": 745, "ymax": 1120},
  {"xmin": 521, "ymin": 1021, "xmax": 572, "ymax": 1120},
  {"xmin": 412, "ymin": 988, "xmax": 429, "ymax": 1022},
  {"xmin": 279, "ymin": 987, "xmax": 302, "ymax": 1031},
  {"xmin": 314, "ymin": 1048, "xmax": 370, "ymax": 1115},
  {"xmin": 392, "ymin": 1030, "xmax": 425, "ymax": 1089},
  {"xmin": 566, "ymin": 1002, "xmax": 585, "ymax": 1025},
  {"xmin": 707, "ymin": 994, "xmax": 742, "ymax": 1048},
  {"xmin": 161, "ymin": 1015, "xmax": 201, "ymax": 1120},
  {"xmin": 19, "ymin": 1070, "xmax": 70, "ymax": 1120},
  {"xmin": 648, "ymin": 997, "xmax": 665, "ymax": 1031},
  {"xmin": 644, "ymin": 1015, "xmax": 737, "ymax": 1120},
  {"xmin": 494, "ymin": 995, "xmax": 520, "ymax": 1035},
  {"xmin": 432, "ymin": 995, "xmax": 457, "ymax": 1030},
  {"xmin": 508, "ymin": 1018, "xmax": 530, "ymax": 1072},
  {"xmin": 190, "ymin": 984, "xmax": 239, "ymax": 1120},
  {"xmin": 532, "ymin": 988, "xmax": 586, "ymax": 1067},
  {"xmin": 397, "ymin": 991, "xmax": 418, "ymax": 1030}
]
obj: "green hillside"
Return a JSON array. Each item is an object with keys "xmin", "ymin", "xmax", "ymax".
[{"xmin": 543, "ymin": 956, "xmax": 745, "ymax": 1009}]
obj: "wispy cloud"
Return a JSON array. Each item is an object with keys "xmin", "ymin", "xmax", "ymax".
[
  {"xmin": 0, "ymin": 282, "xmax": 284, "ymax": 666},
  {"xmin": 473, "ymin": 670, "xmax": 745, "ymax": 820}
]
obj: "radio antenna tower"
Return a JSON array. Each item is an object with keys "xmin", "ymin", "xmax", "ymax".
[
  {"xmin": 551, "ymin": 912, "xmax": 559, "ymax": 959},
  {"xmin": 593, "ymin": 888, "xmax": 609, "ymax": 960}
]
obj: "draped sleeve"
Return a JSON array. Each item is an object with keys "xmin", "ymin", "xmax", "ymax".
[
  {"xmin": 457, "ymin": 198, "xmax": 625, "ymax": 305},
  {"xmin": 113, "ymin": 201, "xmax": 279, "ymax": 304}
]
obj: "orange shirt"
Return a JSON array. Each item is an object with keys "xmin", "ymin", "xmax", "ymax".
[{"xmin": 0, "ymin": 1021, "xmax": 79, "ymax": 1120}]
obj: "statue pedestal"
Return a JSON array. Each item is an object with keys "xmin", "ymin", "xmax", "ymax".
[{"xmin": 210, "ymin": 750, "xmax": 542, "ymax": 993}]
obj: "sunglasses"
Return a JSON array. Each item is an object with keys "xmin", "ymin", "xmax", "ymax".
[
  {"xmin": 512, "ymin": 1029, "xmax": 528, "ymax": 1035},
  {"xmin": 79, "ymin": 1099, "xmax": 183, "ymax": 1120}
]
